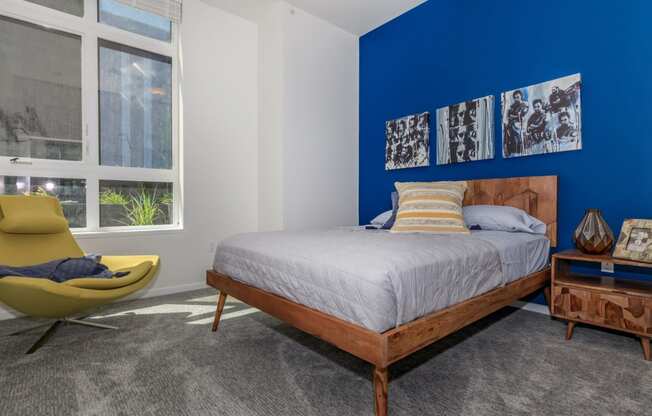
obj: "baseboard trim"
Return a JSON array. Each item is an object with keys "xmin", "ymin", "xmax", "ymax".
[
  {"xmin": 0, "ymin": 281, "xmax": 208, "ymax": 322},
  {"xmin": 511, "ymin": 300, "xmax": 550, "ymax": 316},
  {"xmin": 137, "ymin": 282, "xmax": 207, "ymax": 299}
]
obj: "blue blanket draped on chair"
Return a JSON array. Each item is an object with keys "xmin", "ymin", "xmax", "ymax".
[{"xmin": 0, "ymin": 255, "xmax": 128, "ymax": 282}]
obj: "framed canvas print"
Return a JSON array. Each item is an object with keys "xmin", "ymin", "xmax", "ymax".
[
  {"xmin": 385, "ymin": 112, "xmax": 430, "ymax": 170},
  {"xmin": 436, "ymin": 95, "xmax": 494, "ymax": 165},
  {"xmin": 613, "ymin": 219, "xmax": 652, "ymax": 263},
  {"xmin": 501, "ymin": 73, "xmax": 582, "ymax": 159}
]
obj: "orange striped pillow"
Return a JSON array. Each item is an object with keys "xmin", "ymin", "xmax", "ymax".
[{"xmin": 390, "ymin": 181, "xmax": 470, "ymax": 234}]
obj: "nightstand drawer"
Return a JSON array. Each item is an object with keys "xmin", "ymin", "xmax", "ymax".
[{"xmin": 553, "ymin": 285, "xmax": 652, "ymax": 335}]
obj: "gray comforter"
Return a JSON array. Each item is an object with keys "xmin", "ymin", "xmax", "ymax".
[{"xmin": 213, "ymin": 228, "xmax": 548, "ymax": 333}]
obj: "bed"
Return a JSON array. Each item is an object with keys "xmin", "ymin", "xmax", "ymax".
[{"xmin": 207, "ymin": 176, "xmax": 558, "ymax": 416}]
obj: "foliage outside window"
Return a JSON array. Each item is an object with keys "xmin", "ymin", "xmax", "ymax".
[{"xmin": 99, "ymin": 180, "xmax": 172, "ymax": 227}]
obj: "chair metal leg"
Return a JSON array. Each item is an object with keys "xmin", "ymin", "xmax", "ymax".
[
  {"xmin": 26, "ymin": 321, "xmax": 63, "ymax": 355},
  {"xmin": 9, "ymin": 322, "xmax": 54, "ymax": 336},
  {"xmin": 64, "ymin": 318, "xmax": 118, "ymax": 330},
  {"xmin": 17, "ymin": 318, "xmax": 117, "ymax": 354}
]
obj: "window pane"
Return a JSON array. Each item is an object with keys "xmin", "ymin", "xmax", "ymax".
[
  {"xmin": 0, "ymin": 16, "xmax": 82, "ymax": 161},
  {"xmin": 0, "ymin": 176, "xmax": 86, "ymax": 228},
  {"xmin": 99, "ymin": 180, "xmax": 173, "ymax": 227},
  {"xmin": 26, "ymin": 0, "xmax": 84, "ymax": 17},
  {"xmin": 99, "ymin": 40, "xmax": 172, "ymax": 169},
  {"xmin": 98, "ymin": 0, "xmax": 172, "ymax": 42}
]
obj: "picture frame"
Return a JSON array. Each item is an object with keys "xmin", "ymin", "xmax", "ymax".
[
  {"xmin": 384, "ymin": 112, "xmax": 430, "ymax": 171},
  {"xmin": 613, "ymin": 219, "xmax": 652, "ymax": 263},
  {"xmin": 436, "ymin": 95, "xmax": 494, "ymax": 165},
  {"xmin": 501, "ymin": 73, "xmax": 582, "ymax": 159}
]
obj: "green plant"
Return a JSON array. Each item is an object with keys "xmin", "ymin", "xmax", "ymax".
[
  {"xmin": 100, "ymin": 189, "xmax": 128, "ymax": 205},
  {"xmin": 159, "ymin": 192, "xmax": 173, "ymax": 205},
  {"xmin": 124, "ymin": 188, "xmax": 162, "ymax": 226}
]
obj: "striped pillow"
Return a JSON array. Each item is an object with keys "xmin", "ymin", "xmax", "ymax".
[{"xmin": 390, "ymin": 181, "xmax": 470, "ymax": 234}]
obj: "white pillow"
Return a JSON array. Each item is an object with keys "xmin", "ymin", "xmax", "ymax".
[
  {"xmin": 371, "ymin": 210, "xmax": 392, "ymax": 226},
  {"xmin": 463, "ymin": 205, "xmax": 547, "ymax": 235}
]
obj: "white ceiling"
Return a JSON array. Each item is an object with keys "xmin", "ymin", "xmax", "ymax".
[
  {"xmin": 285, "ymin": 0, "xmax": 427, "ymax": 35},
  {"xmin": 200, "ymin": 0, "xmax": 271, "ymax": 22},
  {"xmin": 201, "ymin": 0, "xmax": 427, "ymax": 36}
]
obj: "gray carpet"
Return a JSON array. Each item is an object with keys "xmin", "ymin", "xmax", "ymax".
[{"xmin": 1, "ymin": 289, "xmax": 650, "ymax": 416}]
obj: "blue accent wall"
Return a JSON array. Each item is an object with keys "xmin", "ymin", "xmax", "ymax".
[{"xmin": 360, "ymin": 0, "xmax": 652, "ymax": 253}]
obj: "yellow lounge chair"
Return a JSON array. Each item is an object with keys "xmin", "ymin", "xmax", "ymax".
[{"xmin": 0, "ymin": 195, "xmax": 159, "ymax": 353}]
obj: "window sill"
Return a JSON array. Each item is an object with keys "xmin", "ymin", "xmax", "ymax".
[{"xmin": 73, "ymin": 226, "xmax": 184, "ymax": 240}]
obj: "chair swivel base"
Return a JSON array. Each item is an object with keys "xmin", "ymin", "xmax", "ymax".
[{"xmin": 10, "ymin": 318, "xmax": 118, "ymax": 354}]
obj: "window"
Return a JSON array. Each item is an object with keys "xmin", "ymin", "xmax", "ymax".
[
  {"xmin": 99, "ymin": 0, "xmax": 171, "ymax": 42},
  {"xmin": 99, "ymin": 40, "xmax": 172, "ymax": 169},
  {"xmin": 0, "ymin": 1, "xmax": 180, "ymax": 233},
  {"xmin": 25, "ymin": 0, "xmax": 84, "ymax": 17},
  {"xmin": 0, "ymin": 16, "xmax": 82, "ymax": 161},
  {"xmin": 0, "ymin": 176, "xmax": 87, "ymax": 228}
]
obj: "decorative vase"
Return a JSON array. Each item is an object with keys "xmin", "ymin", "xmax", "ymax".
[{"xmin": 573, "ymin": 209, "xmax": 615, "ymax": 254}]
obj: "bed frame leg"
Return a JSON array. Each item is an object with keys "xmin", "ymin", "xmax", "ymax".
[
  {"xmin": 212, "ymin": 292, "xmax": 228, "ymax": 333},
  {"xmin": 373, "ymin": 366, "xmax": 388, "ymax": 416}
]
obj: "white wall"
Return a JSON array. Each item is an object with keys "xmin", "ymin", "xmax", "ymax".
[
  {"xmin": 257, "ymin": 1, "xmax": 285, "ymax": 231},
  {"xmin": 0, "ymin": 0, "xmax": 259, "ymax": 320},
  {"xmin": 281, "ymin": 5, "xmax": 359, "ymax": 229},
  {"xmin": 256, "ymin": 1, "xmax": 359, "ymax": 231}
]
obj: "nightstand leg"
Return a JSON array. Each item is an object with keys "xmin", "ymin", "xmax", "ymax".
[
  {"xmin": 641, "ymin": 338, "xmax": 651, "ymax": 361},
  {"xmin": 565, "ymin": 321, "xmax": 576, "ymax": 341}
]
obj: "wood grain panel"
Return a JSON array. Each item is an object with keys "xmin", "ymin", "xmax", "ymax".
[
  {"xmin": 464, "ymin": 176, "xmax": 558, "ymax": 246},
  {"xmin": 553, "ymin": 285, "xmax": 652, "ymax": 337}
]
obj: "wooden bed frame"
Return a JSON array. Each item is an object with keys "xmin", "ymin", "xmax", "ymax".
[{"xmin": 207, "ymin": 175, "xmax": 558, "ymax": 416}]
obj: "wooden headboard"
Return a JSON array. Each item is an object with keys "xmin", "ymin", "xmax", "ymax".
[{"xmin": 463, "ymin": 176, "xmax": 558, "ymax": 247}]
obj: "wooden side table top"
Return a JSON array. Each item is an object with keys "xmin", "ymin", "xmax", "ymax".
[{"xmin": 553, "ymin": 249, "xmax": 652, "ymax": 269}]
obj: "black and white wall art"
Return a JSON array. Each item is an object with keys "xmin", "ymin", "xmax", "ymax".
[
  {"xmin": 436, "ymin": 95, "xmax": 494, "ymax": 165},
  {"xmin": 502, "ymin": 73, "xmax": 582, "ymax": 158},
  {"xmin": 385, "ymin": 112, "xmax": 430, "ymax": 170}
]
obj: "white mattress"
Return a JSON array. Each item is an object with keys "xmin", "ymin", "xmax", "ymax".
[{"xmin": 213, "ymin": 228, "xmax": 549, "ymax": 333}]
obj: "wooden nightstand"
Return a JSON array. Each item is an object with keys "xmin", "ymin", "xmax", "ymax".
[{"xmin": 551, "ymin": 249, "xmax": 652, "ymax": 361}]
